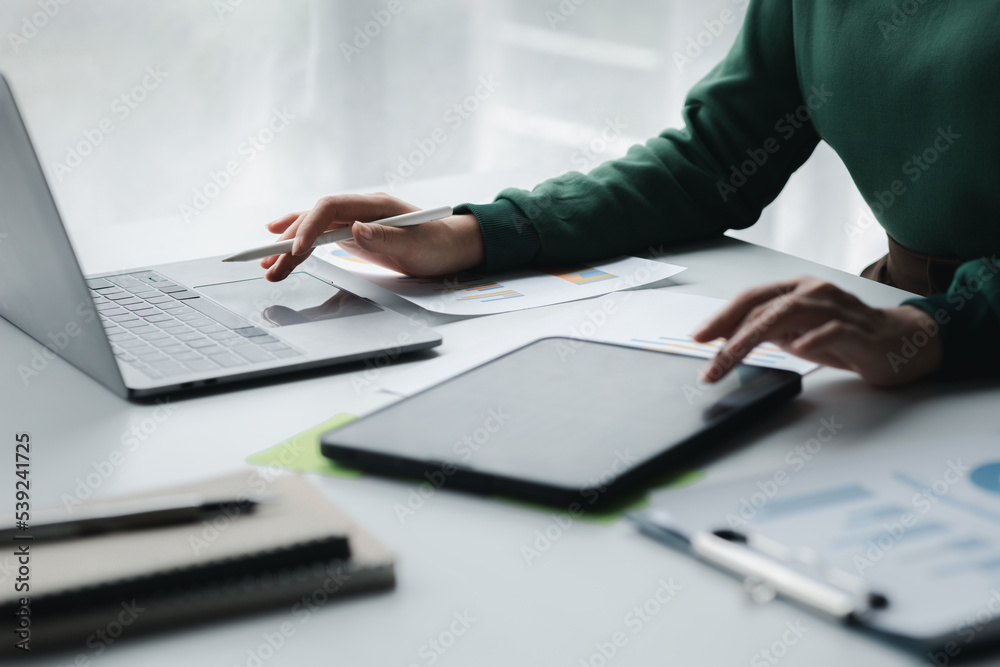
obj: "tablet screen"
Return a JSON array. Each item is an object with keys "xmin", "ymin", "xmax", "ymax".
[{"xmin": 322, "ymin": 338, "xmax": 797, "ymax": 494}]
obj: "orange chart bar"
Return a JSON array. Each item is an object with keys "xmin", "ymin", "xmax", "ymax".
[
  {"xmin": 396, "ymin": 274, "xmax": 525, "ymax": 303},
  {"xmin": 542, "ymin": 265, "xmax": 616, "ymax": 285}
]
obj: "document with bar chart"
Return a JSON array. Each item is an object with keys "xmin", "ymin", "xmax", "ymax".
[
  {"xmin": 553, "ymin": 290, "xmax": 819, "ymax": 375},
  {"xmin": 377, "ymin": 290, "xmax": 819, "ymax": 398},
  {"xmin": 624, "ymin": 334, "xmax": 818, "ymax": 375},
  {"xmin": 318, "ymin": 247, "xmax": 685, "ymax": 315},
  {"xmin": 634, "ymin": 434, "xmax": 1000, "ymax": 650}
]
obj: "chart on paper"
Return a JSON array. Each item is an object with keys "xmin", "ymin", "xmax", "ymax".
[
  {"xmin": 377, "ymin": 290, "xmax": 820, "ymax": 399},
  {"xmin": 546, "ymin": 290, "xmax": 821, "ymax": 375},
  {"xmin": 318, "ymin": 245, "xmax": 685, "ymax": 315},
  {"xmin": 396, "ymin": 275, "xmax": 525, "ymax": 304},
  {"xmin": 329, "ymin": 247, "xmax": 370, "ymax": 264},
  {"xmin": 541, "ymin": 265, "xmax": 617, "ymax": 285},
  {"xmin": 627, "ymin": 335, "xmax": 815, "ymax": 373},
  {"xmin": 637, "ymin": 434, "xmax": 1000, "ymax": 646}
]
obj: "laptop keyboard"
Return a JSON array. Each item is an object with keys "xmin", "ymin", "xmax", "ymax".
[{"xmin": 87, "ymin": 271, "xmax": 302, "ymax": 381}]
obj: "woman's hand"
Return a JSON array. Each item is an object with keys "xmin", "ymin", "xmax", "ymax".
[
  {"xmin": 693, "ymin": 276, "xmax": 942, "ymax": 386},
  {"xmin": 260, "ymin": 193, "xmax": 485, "ymax": 282}
]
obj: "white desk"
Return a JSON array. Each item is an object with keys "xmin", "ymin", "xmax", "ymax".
[{"xmin": 4, "ymin": 181, "xmax": 1000, "ymax": 667}]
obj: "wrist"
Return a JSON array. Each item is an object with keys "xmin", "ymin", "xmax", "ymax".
[
  {"xmin": 444, "ymin": 213, "xmax": 485, "ymax": 271},
  {"xmin": 887, "ymin": 305, "xmax": 943, "ymax": 381}
]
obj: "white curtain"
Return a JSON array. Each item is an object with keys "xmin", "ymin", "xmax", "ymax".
[{"xmin": 0, "ymin": 0, "xmax": 885, "ymax": 272}]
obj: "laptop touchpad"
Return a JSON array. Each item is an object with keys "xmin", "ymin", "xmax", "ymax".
[{"xmin": 196, "ymin": 272, "xmax": 381, "ymax": 329}]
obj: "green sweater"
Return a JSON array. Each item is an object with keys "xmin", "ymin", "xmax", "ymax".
[{"xmin": 456, "ymin": 0, "xmax": 1000, "ymax": 380}]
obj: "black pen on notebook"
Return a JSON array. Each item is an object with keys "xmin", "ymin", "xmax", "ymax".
[
  {"xmin": 221, "ymin": 205, "xmax": 453, "ymax": 263},
  {"xmin": 0, "ymin": 494, "xmax": 263, "ymax": 543}
]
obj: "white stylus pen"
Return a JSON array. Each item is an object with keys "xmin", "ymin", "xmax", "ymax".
[{"xmin": 221, "ymin": 205, "xmax": 453, "ymax": 262}]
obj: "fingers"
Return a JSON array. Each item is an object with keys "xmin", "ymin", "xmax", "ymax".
[
  {"xmin": 352, "ymin": 220, "xmax": 410, "ymax": 254},
  {"xmin": 291, "ymin": 193, "xmax": 417, "ymax": 257},
  {"xmin": 693, "ymin": 277, "xmax": 802, "ymax": 343},
  {"xmin": 265, "ymin": 211, "xmax": 301, "ymax": 234},
  {"xmin": 787, "ymin": 320, "xmax": 872, "ymax": 374},
  {"xmin": 789, "ymin": 320, "xmax": 853, "ymax": 358},
  {"xmin": 335, "ymin": 238, "xmax": 407, "ymax": 274},
  {"xmin": 291, "ymin": 205, "xmax": 340, "ymax": 257},
  {"xmin": 699, "ymin": 298, "xmax": 842, "ymax": 382},
  {"xmin": 259, "ymin": 194, "xmax": 418, "ymax": 282},
  {"xmin": 260, "ymin": 211, "xmax": 305, "ymax": 271},
  {"xmin": 264, "ymin": 247, "xmax": 314, "ymax": 282},
  {"xmin": 264, "ymin": 215, "xmax": 311, "ymax": 281},
  {"xmin": 335, "ymin": 222, "xmax": 416, "ymax": 274}
]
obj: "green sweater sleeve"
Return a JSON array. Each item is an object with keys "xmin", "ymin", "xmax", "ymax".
[
  {"xmin": 903, "ymin": 258, "xmax": 1000, "ymax": 379},
  {"xmin": 461, "ymin": 0, "xmax": 821, "ymax": 272}
]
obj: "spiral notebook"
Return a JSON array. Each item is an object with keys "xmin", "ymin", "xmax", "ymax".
[{"xmin": 0, "ymin": 472, "xmax": 395, "ymax": 652}]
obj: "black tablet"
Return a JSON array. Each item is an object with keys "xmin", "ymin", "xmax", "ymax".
[{"xmin": 320, "ymin": 337, "xmax": 801, "ymax": 508}]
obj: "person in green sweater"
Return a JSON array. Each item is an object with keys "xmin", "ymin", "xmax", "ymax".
[{"xmin": 260, "ymin": 0, "xmax": 999, "ymax": 386}]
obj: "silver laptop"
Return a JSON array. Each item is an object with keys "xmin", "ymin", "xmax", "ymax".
[{"xmin": 0, "ymin": 73, "xmax": 441, "ymax": 399}]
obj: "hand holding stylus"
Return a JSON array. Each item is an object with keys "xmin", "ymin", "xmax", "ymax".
[{"xmin": 255, "ymin": 193, "xmax": 485, "ymax": 282}]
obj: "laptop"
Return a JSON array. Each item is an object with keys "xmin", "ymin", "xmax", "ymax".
[{"xmin": 0, "ymin": 73, "xmax": 441, "ymax": 399}]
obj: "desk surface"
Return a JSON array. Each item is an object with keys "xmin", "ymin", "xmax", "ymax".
[{"xmin": 3, "ymin": 179, "xmax": 999, "ymax": 667}]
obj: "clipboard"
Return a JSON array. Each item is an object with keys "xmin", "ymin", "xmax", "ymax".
[{"xmin": 629, "ymin": 434, "xmax": 1000, "ymax": 654}]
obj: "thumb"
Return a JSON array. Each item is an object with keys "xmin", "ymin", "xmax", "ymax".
[{"xmin": 353, "ymin": 221, "xmax": 405, "ymax": 253}]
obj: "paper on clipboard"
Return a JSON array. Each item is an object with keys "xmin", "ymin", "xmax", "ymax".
[{"xmin": 631, "ymin": 434, "xmax": 1000, "ymax": 651}]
